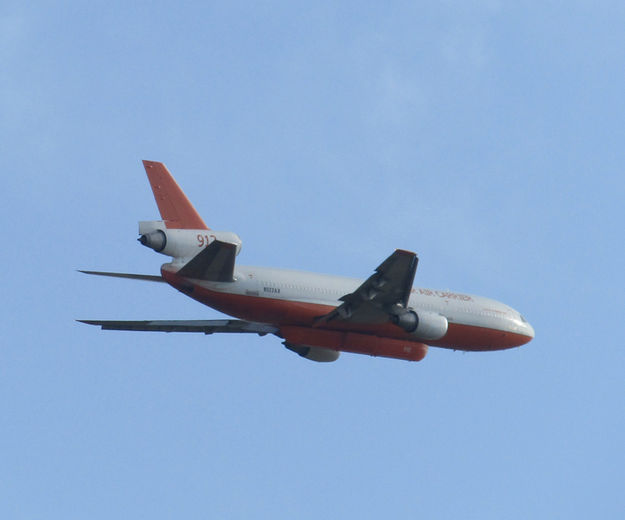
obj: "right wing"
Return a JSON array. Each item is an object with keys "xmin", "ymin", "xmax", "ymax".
[
  {"xmin": 316, "ymin": 249, "xmax": 418, "ymax": 324},
  {"xmin": 78, "ymin": 319, "xmax": 277, "ymax": 335}
]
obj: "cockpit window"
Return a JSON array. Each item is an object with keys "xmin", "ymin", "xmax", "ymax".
[{"xmin": 520, "ymin": 315, "xmax": 527, "ymax": 323}]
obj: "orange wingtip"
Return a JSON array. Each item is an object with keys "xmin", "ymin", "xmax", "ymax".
[{"xmin": 142, "ymin": 160, "xmax": 209, "ymax": 230}]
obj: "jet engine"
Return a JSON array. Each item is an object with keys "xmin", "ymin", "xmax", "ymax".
[
  {"xmin": 391, "ymin": 309, "xmax": 448, "ymax": 341},
  {"xmin": 284, "ymin": 343, "xmax": 341, "ymax": 362},
  {"xmin": 138, "ymin": 220, "xmax": 242, "ymax": 261}
]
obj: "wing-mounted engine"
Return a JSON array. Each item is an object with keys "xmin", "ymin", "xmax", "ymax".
[
  {"xmin": 390, "ymin": 307, "xmax": 448, "ymax": 341},
  {"xmin": 284, "ymin": 343, "xmax": 341, "ymax": 362},
  {"xmin": 314, "ymin": 249, "xmax": 448, "ymax": 343},
  {"xmin": 138, "ymin": 220, "xmax": 242, "ymax": 262}
]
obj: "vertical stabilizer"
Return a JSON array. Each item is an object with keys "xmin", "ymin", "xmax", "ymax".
[{"xmin": 142, "ymin": 160, "xmax": 209, "ymax": 230}]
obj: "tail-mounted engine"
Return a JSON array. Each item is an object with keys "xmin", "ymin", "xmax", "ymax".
[{"xmin": 138, "ymin": 220, "xmax": 242, "ymax": 261}]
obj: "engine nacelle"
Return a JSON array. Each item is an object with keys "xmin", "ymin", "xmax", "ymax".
[
  {"xmin": 139, "ymin": 230, "xmax": 167, "ymax": 251},
  {"xmin": 392, "ymin": 309, "xmax": 448, "ymax": 341},
  {"xmin": 138, "ymin": 221, "xmax": 242, "ymax": 261},
  {"xmin": 284, "ymin": 343, "xmax": 341, "ymax": 363}
]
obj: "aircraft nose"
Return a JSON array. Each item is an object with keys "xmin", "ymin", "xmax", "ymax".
[
  {"xmin": 521, "ymin": 321, "xmax": 535, "ymax": 344},
  {"xmin": 508, "ymin": 311, "xmax": 534, "ymax": 346}
]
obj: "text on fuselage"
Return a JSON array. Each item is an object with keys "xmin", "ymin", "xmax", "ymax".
[{"xmin": 413, "ymin": 288, "xmax": 473, "ymax": 301}]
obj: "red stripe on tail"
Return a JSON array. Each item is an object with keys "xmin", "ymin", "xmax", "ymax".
[{"xmin": 142, "ymin": 160, "xmax": 208, "ymax": 230}]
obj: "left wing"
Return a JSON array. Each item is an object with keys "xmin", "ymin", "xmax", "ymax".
[
  {"xmin": 78, "ymin": 319, "xmax": 277, "ymax": 335},
  {"xmin": 316, "ymin": 249, "xmax": 418, "ymax": 325}
]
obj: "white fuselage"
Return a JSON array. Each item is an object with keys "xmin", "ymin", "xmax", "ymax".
[
  {"xmin": 83, "ymin": 160, "xmax": 535, "ymax": 362},
  {"xmin": 177, "ymin": 264, "xmax": 534, "ymax": 344}
]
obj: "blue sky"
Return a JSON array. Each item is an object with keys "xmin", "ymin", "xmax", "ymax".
[{"xmin": 3, "ymin": 2, "xmax": 624, "ymax": 518}]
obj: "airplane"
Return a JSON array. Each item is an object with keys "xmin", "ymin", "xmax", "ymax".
[{"xmin": 79, "ymin": 160, "xmax": 535, "ymax": 362}]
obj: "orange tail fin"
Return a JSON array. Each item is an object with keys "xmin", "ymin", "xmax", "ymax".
[{"xmin": 142, "ymin": 160, "xmax": 209, "ymax": 230}]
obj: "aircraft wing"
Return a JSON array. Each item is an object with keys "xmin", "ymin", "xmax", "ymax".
[
  {"xmin": 317, "ymin": 249, "xmax": 418, "ymax": 324},
  {"xmin": 78, "ymin": 319, "xmax": 277, "ymax": 335}
]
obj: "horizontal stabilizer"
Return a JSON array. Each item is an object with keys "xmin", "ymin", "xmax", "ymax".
[
  {"xmin": 78, "ymin": 270, "xmax": 165, "ymax": 283},
  {"xmin": 78, "ymin": 319, "xmax": 277, "ymax": 335},
  {"xmin": 177, "ymin": 240, "xmax": 236, "ymax": 282}
]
